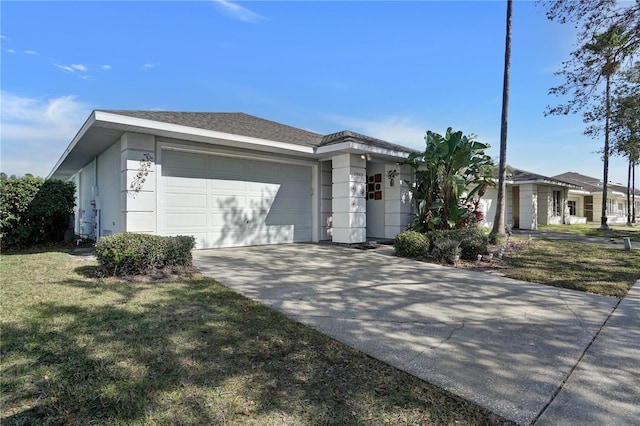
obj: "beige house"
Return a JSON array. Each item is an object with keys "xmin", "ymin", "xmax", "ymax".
[
  {"xmin": 479, "ymin": 169, "xmax": 580, "ymax": 231},
  {"xmin": 480, "ymin": 170, "xmax": 639, "ymax": 230},
  {"xmin": 553, "ymin": 172, "xmax": 640, "ymax": 225}
]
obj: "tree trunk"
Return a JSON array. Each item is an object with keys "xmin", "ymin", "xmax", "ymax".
[
  {"xmin": 633, "ymin": 159, "xmax": 637, "ymax": 223},
  {"xmin": 600, "ymin": 72, "xmax": 611, "ymax": 230},
  {"xmin": 627, "ymin": 157, "xmax": 632, "ymax": 226},
  {"xmin": 492, "ymin": 0, "xmax": 512, "ymax": 237}
]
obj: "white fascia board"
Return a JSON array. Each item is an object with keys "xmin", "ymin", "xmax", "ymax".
[
  {"xmin": 47, "ymin": 111, "xmax": 97, "ymax": 179},
  {"xmin": 514, "ymin": 179, "xmax": 579, "ymax": 188},
  {"xmin": 94, "ymin": 111, "xmax": 315, "ymax": 155},
  {"xmin": 568, "ymin": 189, "xmax": 591, "ymax": 195},
  {"xmin": 315, "ymin": 141, "xmax": 411, "ymax": 159}
]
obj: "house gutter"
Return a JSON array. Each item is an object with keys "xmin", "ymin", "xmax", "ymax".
[{"xmin": 315, "ymin": 141, "xmax": 412, "ymax": 159}]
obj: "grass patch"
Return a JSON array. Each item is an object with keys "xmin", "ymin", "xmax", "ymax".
[
  {"xmin": 505, "ymin": 239, "xmax": 640, "ymax": 297},
  {"xmin": 539, "ymin": 224, "xmax": 640, "ymax": 242},
  {"xmin": 1, "ymin": 249, "xmax": 511, "ymax": 425}
]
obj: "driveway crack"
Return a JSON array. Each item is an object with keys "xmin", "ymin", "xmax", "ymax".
[
  {"xmin": 406, "ymin": 321, "xmax": 466, "ymax": 364},
  {"xmin": 557, "ymin": 290, "xmax": 586, "ymax": 330}
]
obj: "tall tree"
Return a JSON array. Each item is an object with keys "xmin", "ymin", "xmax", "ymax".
[
  {"xmin": 545, "ymin": 6, "xmax": 638, "ymax": 228},
  {"xmin": 492, "ymin": 0, "xmax": 513, "ymax": 238},
  {"xmin": 610, "ymin": 64, "xmax": 640, "ymax": 224}
]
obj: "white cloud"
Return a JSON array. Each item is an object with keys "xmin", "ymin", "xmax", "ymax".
[
  {"xmin": 54, "ymin": 63, "xmax": 90, "ymax": 78},
  {"xmin": 6, "ymin": 49, "xmax": 15, "ymax": 54},
  {"xmin": 55, "ymin": 64, "xmax": 74, "ymax": 73},
  {"xmin": 24, "ymin": 50, "xmax": 38, "ymax": 55},
  {"xmin": 325, "ymin": 114, "xmax": 429, "ymax": 151},
  {"xmin": 101, "ymin": 64, "xmax": 112, "ymax": 70},
  {"xmin": 213, "ymin": 0, "xmax": 265, "ymax": 23},
  {"xmin": 0, "ymin": 91, "xmax": 90, "ymax": 177},
  {"xmin": 142, "ymin": 63, "xmax": 156, "ymax": 70}
]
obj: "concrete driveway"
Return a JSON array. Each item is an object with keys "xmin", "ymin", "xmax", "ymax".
[{"xmin": 193, "ymin": 243, "xmax": 638, "ymax": 425}]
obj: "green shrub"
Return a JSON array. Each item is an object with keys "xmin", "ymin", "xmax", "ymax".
[
  {"xmin": 94, "ymin": 233, "xmax": 196, "ymax": 276},
  {"xmin": 428, "ymin": 228, "xmax": 488, "ymax": 260},
  {"xmin": 0, "ymin": 176, "xmax": 75, "ymax": 246},
  {"xmin": 432, "ymin": 236, "xmax": 461, "ymax": 264},
  {"xmin": 394, "ymin": 230, "xmax": 429, "ymax": 258}
]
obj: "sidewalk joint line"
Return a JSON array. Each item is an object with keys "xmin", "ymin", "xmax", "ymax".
[{"xmin": 529, "ymin": 297, "xmax": 623, "ymax": 425}]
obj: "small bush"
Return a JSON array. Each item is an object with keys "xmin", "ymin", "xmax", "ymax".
[
  {"xmin": 95, "ymin": 233, "xmax": 196, "ymax": 276},
  {"xmin": 432, "ymin": 237, "xmax": 461, "ymax": 264},
  {"xmin": 394, "ymin": 231, "xmax": 429, "ymax": 258},
  {"xmin": 428, "ymin": 228, "xmax": 488, "ymax": 260}
]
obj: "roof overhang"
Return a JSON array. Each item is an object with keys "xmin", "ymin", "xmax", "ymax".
[
  {"xmin": 48, "ymin": 111, "xmax": 318, "ymax": 181},
  {"xmin": 506, "ymin": 178, "xmax": 581, "ymax": 189},
  {"xmin": 316, "ymin": 141, "xmax": 411, "ymax": 162}
]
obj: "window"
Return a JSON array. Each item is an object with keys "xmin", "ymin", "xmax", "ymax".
[
  {"xmin": 567, "ymin": 200, "xmax": 576, "ymax": 216},
  {"xmin": 552, "ymin": 190, "xmax": 562, "ymax": 216}
]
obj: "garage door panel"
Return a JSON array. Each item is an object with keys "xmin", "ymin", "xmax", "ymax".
[
  {"xmin": 161, "ymin": 150, "xmax": 312, "ymax": 249},
  {"xmin": 165, "ymin": 176, "xmax": 207, "ymax": 191},
  {"xmin": 209, "ymin": 179, "xmax": 246, "ymax": 193},
  {"xmin": 165, "ymin": 193, "xmax": 208, "ymax": 209},
  {"xmin": 164, "ymin": 151, "xmax": 208, "ymax": 171},
  {"xmin": 164, "ymin": 213, "xmax": 208, "ymax": 228}
]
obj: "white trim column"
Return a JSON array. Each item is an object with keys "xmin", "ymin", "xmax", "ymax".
[
  {"xmin": 331, "ymin": 154, "xmax": 366, "ymax": 243},
  {"xmin": 519, "ymin": 184, "xmax": 538, "ymax": 230},
  {"xmin": 121, "ymin": 133, "xmax": 156, "ymax": 233},
  {"xmin": 384, "ymin": 164, "xmax": 413, "ymax": 238}
]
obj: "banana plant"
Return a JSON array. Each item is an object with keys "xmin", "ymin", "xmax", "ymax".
[{"xmin": 404, "ymin": 128, "xmax": 495, "ymax": 231}]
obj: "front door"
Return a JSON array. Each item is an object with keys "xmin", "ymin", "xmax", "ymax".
[
  {"xmin": 585, "ymin": 196, "xmax": 593, "ymax": 222},
  {"xmin": 512, "ymin": 186, "xmax": 520, "ymax": 229}
]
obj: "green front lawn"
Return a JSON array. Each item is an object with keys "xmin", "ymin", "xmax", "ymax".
[
  {"xmin": 1, "ymin": 249, "xmax": 510, "ymax": 426},
  {"xmin": 539, "ymin": 224, "xmax": 640, "ymax": 242},
  {"xmin": 505, "ymin": 239, "xmax": 640, "ymax": 298}
]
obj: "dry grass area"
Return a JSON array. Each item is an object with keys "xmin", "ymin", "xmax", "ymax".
[
  {"xmin": 1, "ymin": 249, "xmax": 512, "ymax": 426},
  {"xmin": 443, "ymin": 237, "xmax": 640, "ymax": 298}
]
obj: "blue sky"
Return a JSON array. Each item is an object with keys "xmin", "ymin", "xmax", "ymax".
[{"xmin": 0, "ymin": 0, "xmax": 632, "ymax": 185}]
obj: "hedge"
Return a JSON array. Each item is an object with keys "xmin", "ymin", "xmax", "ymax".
[
  {"xmin": 394, "ymin": 230, "xmax": 429, "ymax": 258},
  {"xmin": 0, "ymin": 176, "xmax": 75, "ymax": 247},
  {"xmin": 94, "ymin": 233, "xmax": 196, "ymax": 276}
]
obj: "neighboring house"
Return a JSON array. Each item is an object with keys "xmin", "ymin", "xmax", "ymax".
[
  {"xmin": 49, "ymin": 110, "xmax": 415, "ymax": 248},
  {"xmin": 479, "ymin": 168, "xmax": 581, "ymax": 231},
  {"xmin": 553, "ymin": 172, "xmax": 640, "ymax": 225}
]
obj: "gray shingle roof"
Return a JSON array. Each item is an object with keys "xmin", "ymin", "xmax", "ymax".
[
  {"xmin": 510, "ymin": 168, "xmax": 579, "ymax": 188},
  {"xmin": 98, "ymin": 110, "xmax": 324, "ymax": 147},
  {"xmin": 321, "ymin": 130, "xmax": 416, "ymax": 154},
  {"xmin": 553, "ymin": 171, "xmax": 640, "ymax": 195},
  {"xmin": 98, "ymin": 110, "xmax": 416, "ymax": 154}
]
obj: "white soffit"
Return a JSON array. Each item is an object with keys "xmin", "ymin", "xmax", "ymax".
[{"xmin": 94, "ymin": 111, "xmax": 315, "ymax": 155}]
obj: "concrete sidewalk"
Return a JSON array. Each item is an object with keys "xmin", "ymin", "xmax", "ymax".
[{"xmin": 193, "ymin": 244, "xmax": 638, "ymax": 425}]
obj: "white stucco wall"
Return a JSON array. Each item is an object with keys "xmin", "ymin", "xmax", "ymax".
[
  {"xmin": 96, "ymin": 141, "xmax": 121, "ymax": 236},
  {"xmin": 76, "ymin": 159, "xmax": 97, "ymax": 239},
  {"xmin": 384, "ymin": 164, "xmax": 412, "ymax": 238}
]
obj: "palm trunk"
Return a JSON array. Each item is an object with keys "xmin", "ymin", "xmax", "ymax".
[
  {"xmin": 627, "ymin": 158, "xmax": 632, "ymax": 225},
  {"xmin": 600, "ymin": 72, "xmax": 611, "ymax": 230},
  {"xmin": 633, "ymin": 159, "xmax": 637, "ymax": 223},
  {"xmin": 492, "ymin": 0, "xmax": 512, "ymax": 237}
]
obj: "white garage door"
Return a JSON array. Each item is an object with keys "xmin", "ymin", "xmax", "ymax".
[{"xmin": 159, "ymin": 150, "xmax": 313, "ymax": 249}]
